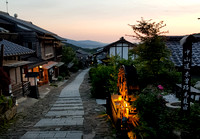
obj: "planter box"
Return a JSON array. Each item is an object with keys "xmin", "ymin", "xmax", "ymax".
[{"xmin": 0, "ymin": 105, "xmax": 17, "ymax": 124}]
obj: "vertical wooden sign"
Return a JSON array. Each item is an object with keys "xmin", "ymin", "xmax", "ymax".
[{"xmin": 180, "ymin": 35, "xmax": 195, "ymax": 112}]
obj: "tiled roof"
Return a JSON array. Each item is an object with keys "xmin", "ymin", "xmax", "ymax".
[
  {"xmin": 103, "ymin": 37, "xmax": 136, "ymax": 51},
  {"xmin": 0, "ymin": 12, "xmax": 64, "ymax": 41},
  {"xmin": 0, "ymin": 39, "xmax": 35, "ymax": 56},
  {"xmin": 166, "ymin": 39, "xmax": 200, "ymax": 67}
]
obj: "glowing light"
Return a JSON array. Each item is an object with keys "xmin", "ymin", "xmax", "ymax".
[{"xmin": 118, "ymin": 96, "xmax": 122, "ymax": 101}]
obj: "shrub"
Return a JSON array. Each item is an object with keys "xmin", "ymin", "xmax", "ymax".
[
  {"xmin": 177, "ymin": 103, "xmax": 200, "ymax": 138},
  {"xmin": 57, "ymin": 76, "xmax": 63, "ymax": 81},
  {"xmin": 89, "ymin": 65, "xmax": 118, "ymax": 98},
  {"xmin": 133, "ymin": 86, "xmax": 177, "ymax": 139},
  {"xmin": 0, "ymin": 95, "xmax": 13, "ymax": 112},
  {"xmin": 133, "ymin": 85, "xmax": 200, "ymax": 139}
]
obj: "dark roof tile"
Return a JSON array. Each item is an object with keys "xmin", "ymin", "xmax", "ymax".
[
  {"xmin": 166, "ymin": 41, "xmax": 200, "ymax": 67},
  {"xmin": 0, "ymin": 39, "xmax": 35, "ymax": 56}
]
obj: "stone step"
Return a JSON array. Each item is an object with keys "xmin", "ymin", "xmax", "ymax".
[
  {"xmin": 45, "ymin": 110, "xmax": 84, "ymax": 117},
  {"xmin": 59, "ymin": 95, "xmax": 81, "ymax": 98},
  {"xmin": 57, "ymin": 97, "xmax": 82, "ymax": 100},
  {"xmin": 34, "ymin": 117, "xmax": 84, "ymax": 127},
  {"xmin": 51, "ymin": 106, "xmax": 83, "ymax": 110},
  {"xmin": 55, "ymin": 100, "xmax": 82, "ymax": 104},
  {"xmin": 21, "ymin": 130, "xmax": 83, "ymax": 139},
  {"xmin": 53, "ymin": 103, "xmax": 83, "ymax": 107},
  {"xmin": 59, "ymin": 92, "xmax": 80, "ymax": 97}
]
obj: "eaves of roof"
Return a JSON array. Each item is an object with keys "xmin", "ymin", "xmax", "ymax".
[
  {"xmin": 3, "ymin": 60, "xmax": 33, "ymax": 68},
  {"xmin": 0, "ymin": 12, "xmax": 63, "ymax": 41}
]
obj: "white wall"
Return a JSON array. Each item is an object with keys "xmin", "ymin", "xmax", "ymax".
[
  {"xmin": 109, "ymin": 43, "xmax": 130, "ymax": 60},
  {"xmin": 117, "ymin": 47, "xmax": 122, "ymax": 57},
  {"xmin": 110, "ymin": 47, "xmax": 115, "ymax": 57},
  {"xmin": 123, "ymin": 47, "xmax": 129, "ymax": 60}
]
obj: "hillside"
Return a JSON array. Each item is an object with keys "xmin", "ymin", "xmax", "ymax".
[
  {"xmin": 62, "ymin": 42, "xmax": 99, "ymax": 54},
  {"xmin": 63, "ymin": 39, "xmax": 107, "ymax": 49}
]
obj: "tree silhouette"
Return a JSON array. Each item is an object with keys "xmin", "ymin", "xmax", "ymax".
[{"xmin": 129, "ymin": 18, "xmax": 179, "ymax": 87}]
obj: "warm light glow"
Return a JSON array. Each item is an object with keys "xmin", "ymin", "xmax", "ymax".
[
  {"xmin": 110, "ymin": 66, "xmax": 140, "ymax": 132},
  {"xmin": 39, "ymin": 65, "xmax": 42, "ymax": 68},
  {"xmin": 126, "ymin": 108, "xmax": 129, "ymax": 116},
  {"xmin": 118, "ymin": 96, "xmax": 122, "ymax": 101}
]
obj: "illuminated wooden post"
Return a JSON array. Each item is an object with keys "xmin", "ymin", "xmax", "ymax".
[{"xmin": 180, "ymin": 35, "xmax": 195, "ymax": 113}]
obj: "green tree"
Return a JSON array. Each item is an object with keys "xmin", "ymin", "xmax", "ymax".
[
  {"xmin": 61, "ymin": 46, "xmax": 79, "ymax": 74},
  {"xmin": 129, "ymin": 18, "xmax": 180, "ymax": 88},
  {"xmin": 62, "ymin": 46, "xmax": 76, "ymax": 65}
]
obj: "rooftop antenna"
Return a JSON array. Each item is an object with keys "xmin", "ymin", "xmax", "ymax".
[{"xmin": 6, "ymin": 0, "xmax": 8, "ymax": 13}]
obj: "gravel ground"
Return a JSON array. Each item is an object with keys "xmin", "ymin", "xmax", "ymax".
[{"xmin": 80, "ymin": 72, "xmax": 116, "ymax": 139}]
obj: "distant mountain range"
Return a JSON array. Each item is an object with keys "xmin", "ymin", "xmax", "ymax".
[{"xmin": 63, "ymin": 39, "xmax": 107, "ymax": 49}]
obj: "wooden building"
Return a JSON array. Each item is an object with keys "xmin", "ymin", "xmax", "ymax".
[
  {"xmin": 103, "ymin": 37, "xmax": 136, "ymax": 60},
  {"xmin": 0, "ymin": 39, "xmax": 35, "ymax": 98},
  {"xmin": 76, "ymin": 49, "xmax": 92, "ymax": 68},
  {"xmin": 0, "ymin": 11, "xmax": 63, "ymax": 61},
  {"xmin": 0, "ymin": 11, "xmax": 64, "ymax": 85}
]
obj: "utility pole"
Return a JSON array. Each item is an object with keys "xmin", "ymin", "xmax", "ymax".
[{"xmin": 6, "ymin": 0, "xmax": 8, "ymax": 13}]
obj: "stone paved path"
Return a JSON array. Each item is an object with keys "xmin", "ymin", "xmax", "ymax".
[{"xmin": 21, "ymin": 69, "xmax": 89, "ymax": 139}]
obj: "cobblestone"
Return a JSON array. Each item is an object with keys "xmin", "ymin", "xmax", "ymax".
[
  {"xmin": 22, "ymin": 69, "xmax": 89, "ymax": 138},
  {"xmin": 0, "ymin": 68, "xmax": 115, "ymax": 139}
]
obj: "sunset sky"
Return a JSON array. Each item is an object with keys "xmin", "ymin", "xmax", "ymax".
[{"xmin": 0, "ymin": 0, "xmax": 200, "ymax": 43}]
